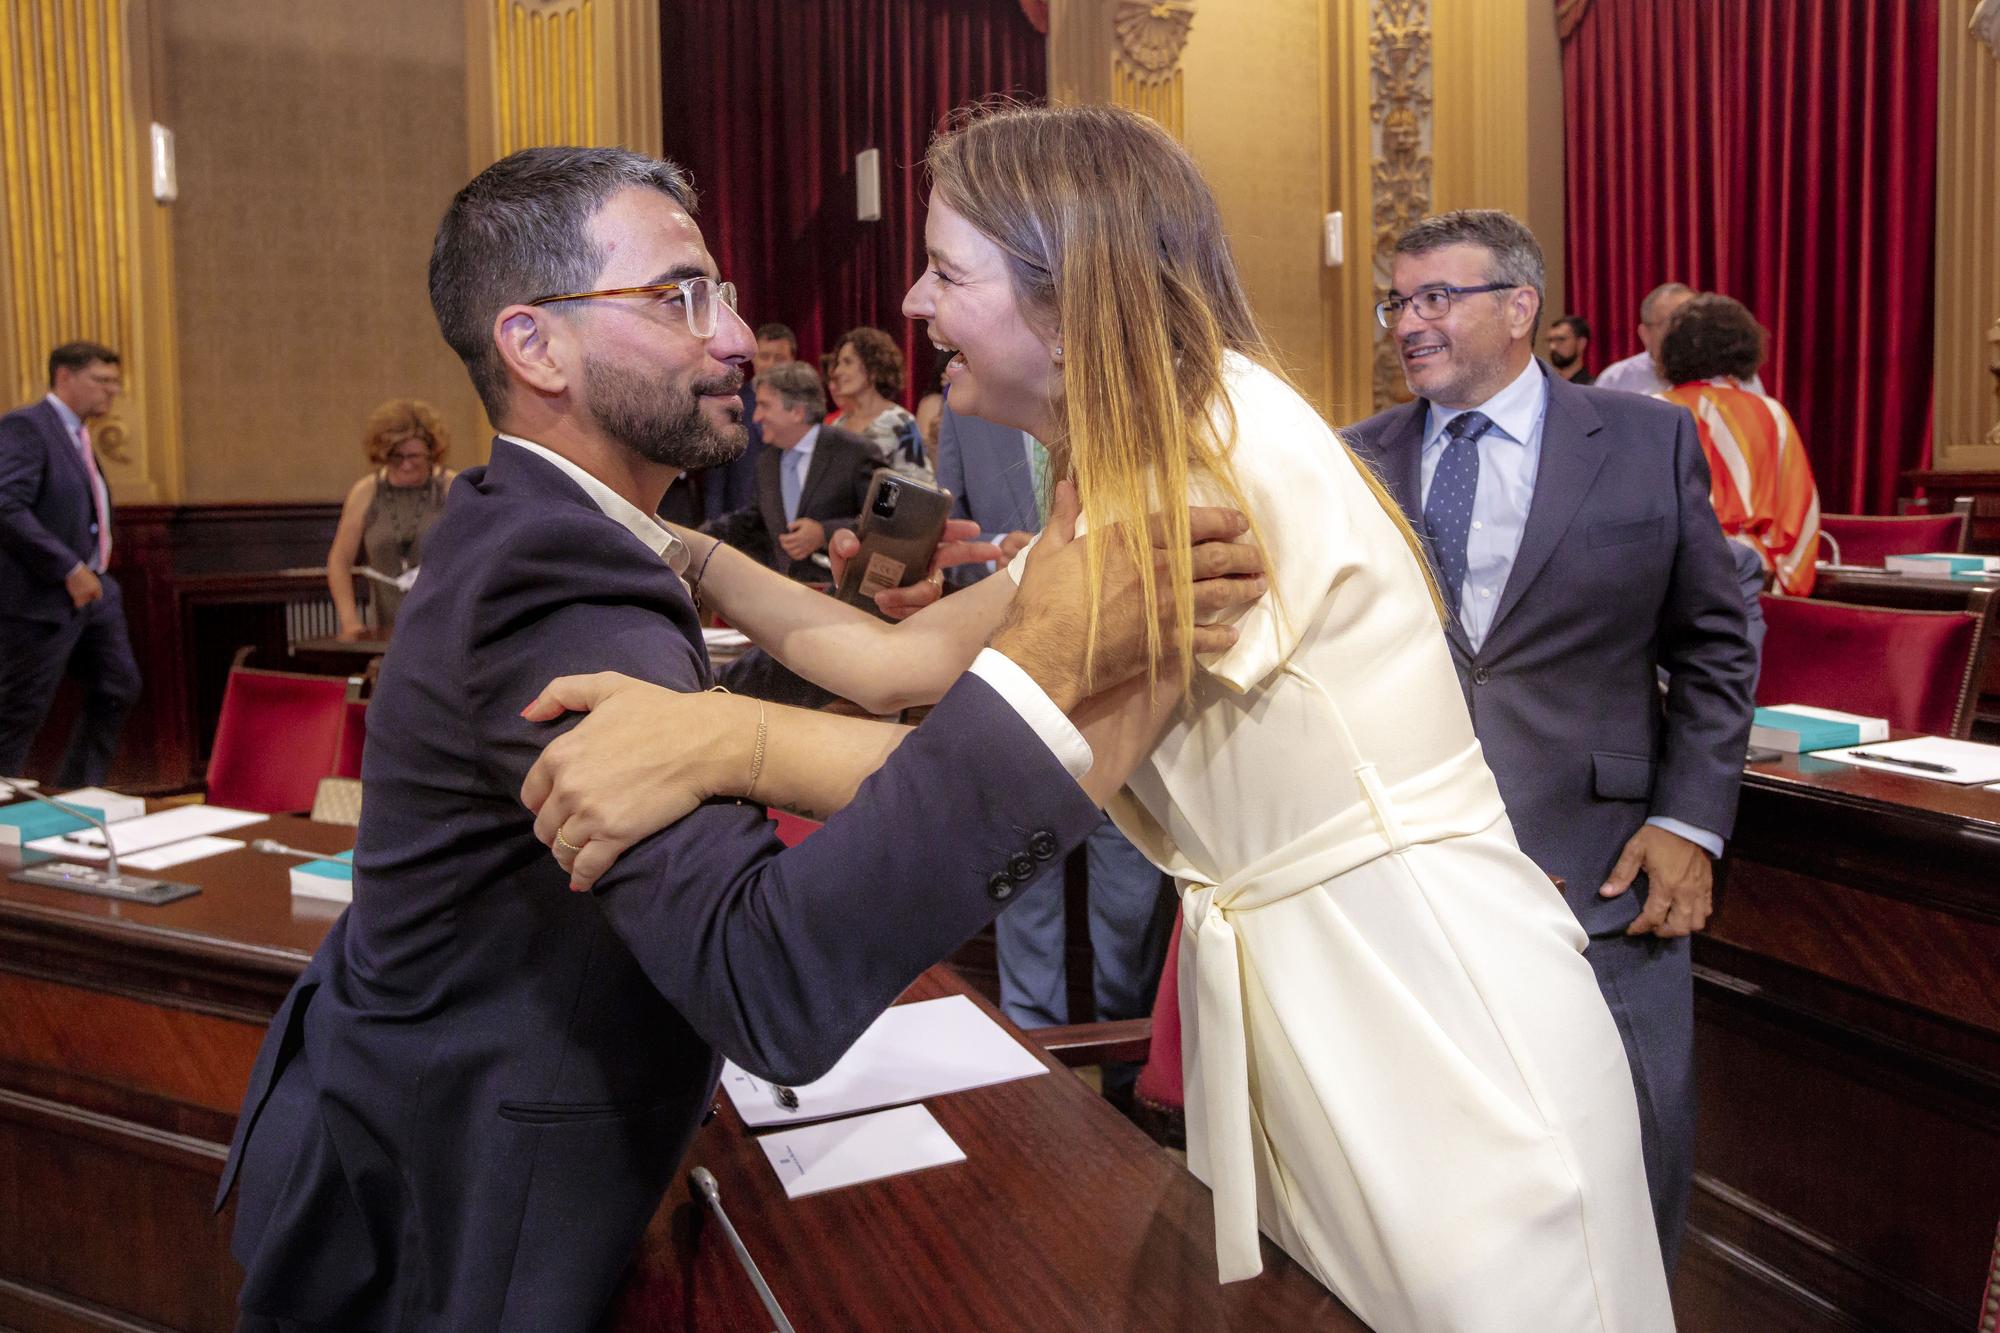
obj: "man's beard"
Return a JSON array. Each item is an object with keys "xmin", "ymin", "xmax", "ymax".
[
  {"xmin": 584, "ymin": 353, "xmax": 746, "ymax": 471},
  {"xmin": 1548, "ymin": 348, "xmax": 1579, "ymax": 370}
]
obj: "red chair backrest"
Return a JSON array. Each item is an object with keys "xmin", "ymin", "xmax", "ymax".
[
  {"xmin": 333, "ymin": 698, "xmax": 369, "ymax": 779},
  {"xmin": 1132, "ymin": 909, "xmax": 1185, "ymax": 1113},
  {"xmin": 767, "ymin": 808, "xmax": 821, "ymax": 847},
  {"xmin": 206, "ymin": 667, "xmax": 351, "ymax": 813},
  {"xmin": 1820, "ymin": 512, "xmax": 1967, "ymax": 566},
  {"xmin": 1756, "ymin": 594, "xmax": 1985, "ymax": 737}
]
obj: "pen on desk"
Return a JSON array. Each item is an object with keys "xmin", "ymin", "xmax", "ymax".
[{"xmin": 1848, "ymin": 751, "xmax": 1957, "ymax": 775}]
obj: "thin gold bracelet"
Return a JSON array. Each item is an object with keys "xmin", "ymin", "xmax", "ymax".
[{"xmin": 746, "ymin": 701, "xmax": 768, "ymax": 801}]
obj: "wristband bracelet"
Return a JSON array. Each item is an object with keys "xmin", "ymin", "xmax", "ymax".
[{"xmin": 688, "ymin": 537, "xmax": 723, "ymax": 611}]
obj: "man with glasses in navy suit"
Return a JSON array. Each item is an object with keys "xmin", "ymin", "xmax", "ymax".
[
  {"xmin": 1346, "ymin": 210, "xmax": 1755, "ymax": 1270},
  {"xmin": 0, "ymin": 341, "xmax": 141, "ymax": 785}
]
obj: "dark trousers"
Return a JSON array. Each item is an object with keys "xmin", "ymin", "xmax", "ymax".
[
  {"xmin": 1585, "ymin": 929, "xmax": 1695, "ymax": 1272},
  {"xmin": 0, "ymin": 581, "xmax": 141, "ymax": 785}
]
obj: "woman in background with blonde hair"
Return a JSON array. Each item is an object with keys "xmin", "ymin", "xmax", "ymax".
[
  {"xmin": 326, "ymin": 399, "xmax": 455, "ymax": 639},
  {"xmin": 520, "ymin": 104, "xmax": 1672, "ymax": 1331}
]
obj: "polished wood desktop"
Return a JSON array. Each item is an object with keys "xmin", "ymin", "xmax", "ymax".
[
  {"xmin": 0, "ymin": 810, "xmax": 1350, "ymax": 1332},
  {"xmin": 1681, "ymin": 747, "xmax": 2000, "ymax": 1331}
]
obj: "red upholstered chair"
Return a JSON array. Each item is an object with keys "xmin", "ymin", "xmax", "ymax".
[
  {"xmin": 332, "ymin": 698, "xmax": 369, "ymax": 780},
  {"xmin": 205, "ymin": 656, "xmax": 351, "ymax": 813},
  {"xmin": 1820, "ymin": 498, "xmax": 1972, "ymax": 565},
  {"xmin": 1755, "ymin": 589, "xmax": 1996, "ymax": 738},
  {"xmin": 767, "ymin": 809, "xmax": 821, "ymax": 846}
]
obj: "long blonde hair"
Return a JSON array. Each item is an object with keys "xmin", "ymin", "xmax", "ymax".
[{"xmin": 927, "ymin": 104, "xmax": 1438, "ymax": 684}]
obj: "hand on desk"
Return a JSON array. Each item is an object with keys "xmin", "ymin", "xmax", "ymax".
[{"xmin": 1600, "ymin": 824, "xmax": 1713, "ymax": 937}]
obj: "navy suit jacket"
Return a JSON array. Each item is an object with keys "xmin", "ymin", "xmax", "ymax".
[
  {"xmin": 698, "ymin": 382, "xmax": 767, "ymax": 523},
  {"xmin": 1346, "ymin": 368, "xmax": 1755, "ymax": 934},
  {"xmin": 0, "ymin": 399, "xmax": 108, "ymax": 623},
  {"xmin": 936, "ymin": 404, "xmax": 1039, "ymax": 588},
  {"xmin": 706, "ymin": 424, "xmax": 876, "ymax": 581},
  {"xmin": 216, "ymin": 440, "xmax": 1100, "ymax": 1331}
]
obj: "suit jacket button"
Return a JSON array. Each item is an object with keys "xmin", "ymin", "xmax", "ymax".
[
  {"xmin": 988, "ymin": 872, "xmax": 1015, "ymax": 902},
  {"xmin": 1472, "ymin": 667, "xmax": 1491, "ymax": 685},
  {"xmin": 1007, "ymin": 853, "xmax": 1038, "ymax": 883},
  {"xmin": 1028, "ymin": 830, "xmax": 1058, "ymax": 861}
]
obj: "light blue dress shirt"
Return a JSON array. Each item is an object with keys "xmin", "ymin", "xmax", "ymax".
[
  {"xmin": 1418, "ymin": 362, "xmax": 1723, "ymax": 860},
  {"xmin": 778, "ymin": 424, "xmax": 820, "ymax": 525}
]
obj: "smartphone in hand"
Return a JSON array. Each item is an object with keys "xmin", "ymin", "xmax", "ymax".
[{"xmin": 835, "ymin": 471, "xmax": 954, "ymax": 620}]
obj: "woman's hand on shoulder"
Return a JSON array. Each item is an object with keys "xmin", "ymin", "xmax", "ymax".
[{"xmin": 519, "ymin": 672, "xmax": 753, "ymax": 892}]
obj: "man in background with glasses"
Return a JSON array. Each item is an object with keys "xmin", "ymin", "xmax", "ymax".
[
  {"xmin": 1346, "ymin": 209, "xmax": 1755, "ymax": 1272},
  {"xmin": 215, "ymin": 145, "xmax": 1266, "ymax": 1333}
]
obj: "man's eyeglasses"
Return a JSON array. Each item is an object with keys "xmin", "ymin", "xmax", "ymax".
[
  {"xmin": 1375, "ymin": 282, "xmax": 1517, "ymax": 329},
  {"xmin": 529, "ymin": 276, "xmax": 740, "ymax": 339}
]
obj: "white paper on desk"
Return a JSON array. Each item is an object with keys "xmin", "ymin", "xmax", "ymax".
[
  {"xmin": 757, "ymin": 1104, "xmax": 965, "ymax": 1199},
  {"xmin": 27, "ymin": 805, "xmax": 265, "ymax": 860},
  {"xmin": 120, "ymin": 835, "xmax": 246, "ymax": 870},
  {"xmin": 1822, "ymin": 736, "xmax": 2000, "ymax": 785},
  {"xmin": 722, "ymin": 994, "xmax": 1049, "ymax": 1128},
  {"xmin": 358, "ymin": 564, "xmax": 420, "ymax": 592}
]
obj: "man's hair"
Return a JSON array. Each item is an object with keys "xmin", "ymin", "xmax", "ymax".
[
  {"xmin": 1552, "ymin": 314, "xmax": 1591, "ymax": 342},
  {"xmin": 48, "ymin": 341, "xmax": 119, "ymax": 386},
  {"xmin": 754, "ymin": 322, "xmax": 796, "ymax": 348},
  {"xmin": 428, "ymin": 146, "xmax": 698, "ymax": 419},
  {"xmin": 754, "ymin": 360, "xmax": 826, "ymax": 419},
  {"xmin": 1638, "ymin": 282, "xmax": 1694, "ymax": 327},
  {"xmin": 1658, "ymin": 293, "xmax": 1767, "ymax": 385},
  {"xmin": 1392, "ymin": 210, "xmax": 1546, "ymax": 330}
]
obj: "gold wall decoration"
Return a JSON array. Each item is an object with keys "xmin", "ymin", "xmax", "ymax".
[
  {"xmin": 1935, "ymin": 0, "xmax": 2000, "ymax": 467},
  {"xmin": 0, "ymin": 0, "xmax": 134, "ymax": 428},
  {"xmin": 467, "ymin": 0, "xmax": 661, "ymax": 172},
  {"xmin": 1369, "ymin": 0, "xmax": 1433, "ymax": 409},
  {"xmin": 1112, "ymin": 1, "xmax": 1195, "ymax": 138}
]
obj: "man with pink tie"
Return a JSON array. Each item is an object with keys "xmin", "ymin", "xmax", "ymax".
[{"xmin": 0, "ymin": 341, "xmax": 142, "ymax": 785}]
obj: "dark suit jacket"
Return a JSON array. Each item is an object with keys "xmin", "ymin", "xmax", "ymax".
[
  {"xmin": 216, "ymin": 440, "xmax": 1099, "ymax": 1331},
  {"xmin": 1347, "ymin": 367, "xmax": 1755, "ymax": 935},
  {"xmin": 0, "ymin": 399, "xmax": 108, "ymax": 623},
  {"xmin": 937, "ymin": 404, "xmax": 1038, "ymax": 590},
  {"xmin": 707, "ymin": 424, "xmax": 876, "ymax": 581}
]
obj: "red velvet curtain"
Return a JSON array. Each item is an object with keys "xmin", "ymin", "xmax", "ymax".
[
  {"xmin": 660, "ymin": 1, "xmax": 1046, "ymax": 406},
  {"xmin": 1562, "ymin": 0, "xmax": 1938, "ymax": 514}
]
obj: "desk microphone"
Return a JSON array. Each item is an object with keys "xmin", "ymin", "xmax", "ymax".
[
  {"xmin": 1, "ymin": 781, "xmax": 199, "ymax": 905},
  {"xmin": 690, "ymin": 1166, "xmax": 795, "ymax": 1333}
]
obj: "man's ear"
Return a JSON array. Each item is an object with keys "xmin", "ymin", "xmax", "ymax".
[
  {"xmin": 493, "ymin": 305, "xmax": 570, "ymax": 397},
  {"xmin": 1510, "ymin": 288, "xmax": 1542, "ymax": 340}
]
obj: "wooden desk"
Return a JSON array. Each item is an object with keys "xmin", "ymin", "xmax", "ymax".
[
  {"xmin": 1681, "ymin": 752, "xmax": 2000, "ymax": 1331},
  {"xmin": 0, "ymin": 811, "xmax": 1350, "ymax": 1332},
  {"xmin": 288, "ymin": 627, "xmax": 391, "ymax": 677}
]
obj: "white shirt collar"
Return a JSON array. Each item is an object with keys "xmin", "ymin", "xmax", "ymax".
[
  {"xmin": 1422, "ymin": 358, "xmax": 1547, "ymax": 455},
  {"xmin": 43, "ymin": 393, "xmax": 83, "ymax": 440},
  {"xmin": 494, "ymin": 433, "xmax": 689, "ymax": 574}
]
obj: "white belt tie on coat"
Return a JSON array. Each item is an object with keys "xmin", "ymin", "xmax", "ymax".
[{"xmin": 1177, "ymin": 740, "xmax": 1508, "ymax": 1283}]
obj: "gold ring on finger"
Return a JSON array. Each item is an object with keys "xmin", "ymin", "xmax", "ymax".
[{"xmin": 554, "ymin": 827, "xmax": 583, "ymax": 854}]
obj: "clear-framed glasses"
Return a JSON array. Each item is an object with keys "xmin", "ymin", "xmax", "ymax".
[
  {"xmin": 1374, "ymin": 282, "xmax": 1516, "ymax": 329},
  {"xmin": 529, "ymin": 276, "xmax": 740, "ymax": 338}
]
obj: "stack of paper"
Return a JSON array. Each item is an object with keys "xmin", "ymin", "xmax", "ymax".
[
  {"xmin": 1751, "ymin": 705, "xmax": 1890, "ymax": 754},
  {"xmin": 26, "ymin": 805, "xmax": 264, "ymax": 862},
  {"xmin": 2, "ymin": 787, "xmax": 146, "ymax": 865},
  {"xmin": 291, "ymin": 852, "xmax": 355, "ymax": 903},
  {"xmin": 1883, "ymin": 553, "xmax": 2000, "ymax": 579},
  {"xmin": 722, "ymin": 994, "xmax": 1049, "ymax": 1200},
  {"xmin": 1824, "ymin": 736, "xmax": 2000, "ymax": 784}
]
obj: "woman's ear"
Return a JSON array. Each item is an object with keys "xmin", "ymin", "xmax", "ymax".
[{"xmin": 493, "ymin": 306, "xmax": 569, "ymax": 397}]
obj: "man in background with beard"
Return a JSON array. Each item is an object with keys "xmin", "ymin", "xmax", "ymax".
[{"xmin": 214, "ymin": 148, "xmax": 1265, "ymax": 1332}]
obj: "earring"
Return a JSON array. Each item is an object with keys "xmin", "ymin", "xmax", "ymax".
[{"xmin": 1053, "ymin": 345, "xmax": 1064, "ymax": 362}]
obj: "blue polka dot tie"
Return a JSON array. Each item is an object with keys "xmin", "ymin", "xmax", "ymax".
[{"xmin": 1422, "ymin": 410, "xmax": 1494, "ymax": 623}]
